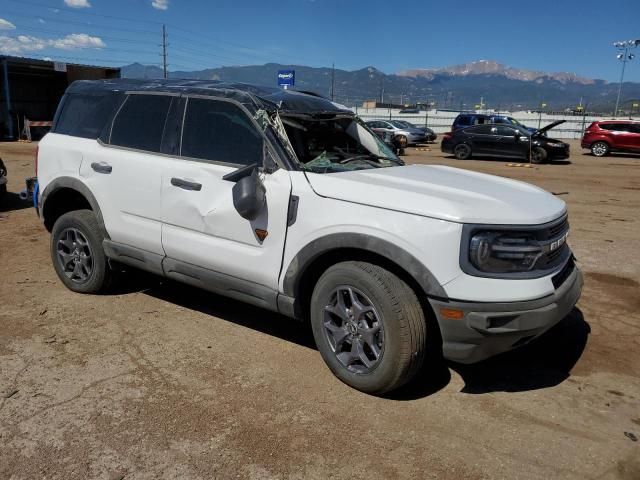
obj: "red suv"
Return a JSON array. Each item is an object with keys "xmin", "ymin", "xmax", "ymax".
[{"xmin": 581, "ymin": 121, "xmax": 640, "ymax": 157}]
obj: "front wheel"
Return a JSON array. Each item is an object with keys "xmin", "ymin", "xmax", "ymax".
[
  {"xmin": 591, "ymin": 141, "xmax": 609, "ymax": 157},
  {"xmin": 50, "ymin": 209, "xmax": 112, "ymax": 293},
  {"xmin": 310, "ymin": 261, "xmax": 427, "ymax": 395},
  {"xmin": 530, "ymin": 146, "xmax": 548, "ymax": 164}
]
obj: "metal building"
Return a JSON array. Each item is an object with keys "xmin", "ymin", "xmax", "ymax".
[{"xmin": 0, "ymin": 56, "xmax": 120, "ymax": 140}]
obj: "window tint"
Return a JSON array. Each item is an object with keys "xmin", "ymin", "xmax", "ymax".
[
  {"xmin": 630, "ymin": 124, "xmax": 640, "ymax": 134},
  {"xmin": 496, "ymin": 126, "xmax": 516, "ymax": 136},
  {"xmin": 54, "ymin": 93, "xmax": 117, "ymax": 139},
  {"xmin": 457, "ymin": 116, "xmax": 472, "ymax": 126},
  {"xmin": 473, "ymin": 117, "xmax": 486, "ymax": 125},
  {"xmin": 600, "ymin": 123, "xmax": 628, "ymax": 132},
  {"xmin": 110, "ymin": 94, "xmax": 172, "ymax": 152},
  {"xmin": 181, "ymin": 98, "xmax": 262, "ymax": 165},
  {"xmin": 466, "ymin": 125, "xmax": 493, "ymax": 135}
]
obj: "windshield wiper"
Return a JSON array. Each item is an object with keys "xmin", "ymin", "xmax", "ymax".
[{"xmin": 339, "ymin": 153, "xmax": 404, "ymax": 165}]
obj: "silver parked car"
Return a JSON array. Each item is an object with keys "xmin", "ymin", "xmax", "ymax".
[{"xmin": 365, "ymin": 120, "xmax": 428, "ymax": 146}]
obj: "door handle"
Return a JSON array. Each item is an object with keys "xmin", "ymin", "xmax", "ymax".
[
  {"xmin": 91, "ymin": 162, "xmax": 112, "ymax": 174},
  {"xmin": 171, "ymin": 177, "xmax": 202, "ymax": 191}
]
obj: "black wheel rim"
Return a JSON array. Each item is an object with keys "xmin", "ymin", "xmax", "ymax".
[
  {"xmin": 533, "ymin": 149, "xmax": 544, "ymax": 162},
  {"xmin": 322, "ymin": 285, "xmax": 384, "ymax": 374},
  {"xmin": 455, "ymin": 145, "xmax": 469, "ymax": 158},
  {"xmin": 56, "ymin": 227, "xmax": 93, "ymax": 283}
]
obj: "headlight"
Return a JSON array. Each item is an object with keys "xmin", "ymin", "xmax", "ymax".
[
  {"xmin": 546, "ymin": 142, "xmax": 565, "ymax": 148},
  {"xmin": 469, "ymin": 231, "xmax": 543, "ymax": 273}
]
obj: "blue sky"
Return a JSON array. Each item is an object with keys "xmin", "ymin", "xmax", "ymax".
[{"xmin": 0, "ymin": 0, "xmax": 639, "ymax": 81}]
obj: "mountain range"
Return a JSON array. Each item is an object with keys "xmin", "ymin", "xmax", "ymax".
[{"xmin": 121, "ymin": 60, "xmax": 640, "ymax": 112}]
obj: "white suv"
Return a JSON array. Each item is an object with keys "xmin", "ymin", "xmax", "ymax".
[{"xmin": 35, "ymin": 79, "xmax": 583, "ymax": 394}]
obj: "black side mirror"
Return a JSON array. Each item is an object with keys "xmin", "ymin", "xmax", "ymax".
[{"xmin": 223, "ymin": 164, "xmax": 265, "ymax": 221}]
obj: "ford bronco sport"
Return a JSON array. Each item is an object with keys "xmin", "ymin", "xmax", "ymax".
[{"xmin": 35, "ymin": 79, "xmax": 583, "ymax": 394}]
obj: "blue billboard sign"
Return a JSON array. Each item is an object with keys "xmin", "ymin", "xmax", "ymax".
[{"xmin": 277, "ymin": 70, "xmax": 295, "ymax": 87}]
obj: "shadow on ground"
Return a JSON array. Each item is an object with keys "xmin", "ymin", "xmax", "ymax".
[
  {"xmin": 110, "ymin": 270, "xmax": 590, "ymax": 400},
  {"xmin": 0, "ymin": 192, "xmax": 32, "ymax": 212}
]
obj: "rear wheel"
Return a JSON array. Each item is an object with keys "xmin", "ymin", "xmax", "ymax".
[
  {"xmin": 530, "ymin": 146, "xmax": 548, "ymax": 164},
  {"xmin": 591, "ymin": 141, "xmax": 609, "ymax": 157},
  {"xmin": 454, "ymin": 143, "xmax": 472, "ymax": 160},
  {"xmin": 310, "ymin": 261, "xmax": 427, "ymax": 395},
  {"xmin": 50, "ymin": 209, "xmax": 112, "ymax": 293}
]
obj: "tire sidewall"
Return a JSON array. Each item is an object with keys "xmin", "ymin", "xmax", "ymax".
[
  {"xmin": 531, "ymin": 146, "xmax": 547, "ymax": 164},
  {"xmin": 50, "ymin": 210, "xmax": 108, "ymax": 293},
  {"xmin": 310, "ymin": 264, "xmax": 408, "ymax": 393}
]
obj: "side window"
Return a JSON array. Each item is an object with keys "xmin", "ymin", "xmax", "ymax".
[
  {"xmin": 474, "ymin": 117, "xmax": 486, "ymax": 125},
  {"xmin": 630, "ymin": 124, "xmax": 640, "ymax": 134},
  {"xmin": 457, "ymin": 116, "xmax": 472, "ymax": 126},
  {"xmin": 496, "ymin": 126, "xmax": 516, "ymax": 136},
  {"xmin": 110, "ymin": 94, "xmax": 172, "ymax": 152},
  {"xmin": 465, "ymin": 125, "xmax": 493, "ymax": 135},
  {"xmin": 54, "ymin": 93, "xmax": 117, "ymax": 139},
  {"xmin": 181, "ymin": 98, "xmax": 263, "ymax": 166}
]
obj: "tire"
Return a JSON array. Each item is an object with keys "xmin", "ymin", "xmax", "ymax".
[
  {"xmin": 50, "ymin": 209, "xmax": 112, "ymax": 293},
  {"xmin": 530, "ymin": 146, "xmax": 548, "ymax": 164},
  {"xmin": 591, "ymin": 141, "xmax": 609, "ymax": 157},
  {"xmin": 310, "ymin": 261, "xmax": 427, "ymax": 395},
  {"xmin": 454, "ymin": 143, "xmax": 472, "ymax": 160},
  {"xmin": 0, "ymin": 183, "xmax": 6, "ymax": 198}
]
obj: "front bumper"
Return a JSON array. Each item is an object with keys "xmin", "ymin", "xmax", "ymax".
[{"xmin": 429, "ymin": 263, "xmax": 583, "ymax": 364}]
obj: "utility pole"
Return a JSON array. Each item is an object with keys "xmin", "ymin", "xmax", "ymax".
[
  {"xmin": 613, "ymin": 39, "xmax": 639, "ymax": 117},
  {"xmin": 330, "ymin": 62, "xmax": 335, "ymax": 101},
  {"xmin": 162, "ymin": 24, "xmax": 168, "ymax": 79}
]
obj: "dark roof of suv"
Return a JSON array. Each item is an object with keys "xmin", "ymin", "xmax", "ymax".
[{"xmin": 66, "ymin": 78, "xmax": 350, "ymax": 115}]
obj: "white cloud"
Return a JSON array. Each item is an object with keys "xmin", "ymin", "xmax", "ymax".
[
  {"xmin": 64, "ymin": 0, "xmax": 91, "ymax": 8},
  {"xmin": 151, "ymin": 0, "xmax": 169, "ymax": 10},
  {"xmin": 38, "ymin": 18, "xmax": 46, "ymax": 24},
  {"xmin": 0, "ymin": 18, "xmax": 16, "ymax": 30},
  {"xmin": 0, "ymin": 33, "xmax": 105, "ymax": 55}
]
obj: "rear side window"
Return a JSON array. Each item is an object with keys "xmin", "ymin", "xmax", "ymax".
[
  {"xmin": 456, "ymin": 116, "xmax": 472, "ymax": 126},
  {"xmin": 630, "ymin": 124, "xmax": 640, "ymax": 134},
  {"xmin": 600, "ymin": 123, "xmax": 628, "ymax": 132},
  {"xmin": 110, "ymin": 94, "xmax": 172, "ymax": 152},
  {"xmin": 180, "ymin": 98, "xmax": 263, "ymax": 166},
  {"xmin": 466, "ymin": 125, "xmax": 493, "ymax": 134},
  {"xmin": 54, "ymin": 94, "xmax": 116, "ymax": 139}
]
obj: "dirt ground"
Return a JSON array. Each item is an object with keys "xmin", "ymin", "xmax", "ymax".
[{"xmin": 1, "ymin": 139, "xmax": 639, "ymax": 480}]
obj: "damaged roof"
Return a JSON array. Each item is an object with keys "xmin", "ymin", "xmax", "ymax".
[{"xmin": 66, "ymin": 78, "xmax": 351, "ymax": 115}]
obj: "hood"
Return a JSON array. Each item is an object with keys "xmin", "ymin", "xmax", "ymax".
[
  {"xmin": 305, "ymin": 164, "xmax": 566, "ymax": 224},
  {"xmin": 535, "ymin": 120, "xmax": 565, "ymax": 136}
]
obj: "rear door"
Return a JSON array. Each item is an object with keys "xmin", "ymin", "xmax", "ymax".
[
  {"xmin": 160, "ymin": 95, "xmax": 292, "ymax": 292},
  {"xmin": 465, "ymin": 125, "xmax": 495, "ymax": 155},
  {"xmin": 79, "ymin": 92, "xmax": 176, "ymax": 256},
  {"xmin": 625, "ymin": 123, "xmax": 640, "ymax": 151}
]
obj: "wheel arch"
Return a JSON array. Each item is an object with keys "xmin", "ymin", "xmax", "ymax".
[
  {"xmin": 281, "ymin": 233, "xmax": 447, "ymax": 319},
  {"xmin": 41, "ymin": 177, "xmax": 107, "ymax": 235}
]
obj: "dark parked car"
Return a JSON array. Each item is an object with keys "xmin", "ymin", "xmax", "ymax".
[
  {"xmin": 452, "ymin": 113, "xmax": 535, "ymax": 133},
  {"xmin": 393, "ymin": 120, "xmax": 437, "ymax": 142},
  {"xmin": 0, "ymin": 158, "xmax": 7, "ymax": 198},
  {"xmin": 581, "ymin": 120, "xmax": 640, "ymax": 157},
  {"xmin": 441, "ymin": 120, "xmax": 569, "ymax": 163}
]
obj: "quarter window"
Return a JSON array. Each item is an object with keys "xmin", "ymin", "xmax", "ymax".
[
  {"xmin": 180, "ymin": 98, "xmax": 263, "ymax": 165},
  {"xmin": 55, "ymin": 93, "xmax": 117, "ymax": 139},
  {"xmin": 110, "ymin": 94, "xmax": 172, "ymax": 152}
]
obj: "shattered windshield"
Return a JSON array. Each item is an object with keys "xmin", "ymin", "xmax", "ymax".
[{"xmin": 280, "ymin": 115, "xmax": 403, "ymax": 173}]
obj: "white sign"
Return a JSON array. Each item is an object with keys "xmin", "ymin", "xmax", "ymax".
[{"xmin": 53, "ymin": 62, "xmax": 67, "ymax": 73}]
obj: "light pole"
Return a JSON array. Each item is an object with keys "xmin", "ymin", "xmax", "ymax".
[{"xmin": 613, "ymin": 39, "xmax": 640, "ymax": 117}]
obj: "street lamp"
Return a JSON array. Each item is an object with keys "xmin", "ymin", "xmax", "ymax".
[{"xmin": 613, "ymin": 39, "xmax": 640, "ymax": 117}]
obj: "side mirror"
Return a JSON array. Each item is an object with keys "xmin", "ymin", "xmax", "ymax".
[{"xmin": 223, "ymin": 164, "xmax": 266, "ymax": 221}]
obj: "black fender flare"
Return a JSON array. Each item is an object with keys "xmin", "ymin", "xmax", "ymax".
[
  {"xmin": 282, "ymin": 232, "xmax": 447, "ymax": 299},
  {"xmin": 40, "ymin": 176, "xmax": 108, "ymax": 236}
]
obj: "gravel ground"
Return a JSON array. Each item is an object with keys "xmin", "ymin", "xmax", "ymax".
[{"xmin": 1, "ymin": 140, "xmax": 639, "ymax": 480}]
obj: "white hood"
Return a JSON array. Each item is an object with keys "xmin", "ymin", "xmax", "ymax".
[{"xmin": 305, "ymin": 164, "xmax": 566, "ymax": 225}]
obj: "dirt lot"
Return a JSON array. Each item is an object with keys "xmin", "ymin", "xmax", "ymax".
[{"xmin": 1, "ymin": 140, "xmax": 639, "ymax": 479}]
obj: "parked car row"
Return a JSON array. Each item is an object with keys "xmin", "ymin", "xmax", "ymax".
[
  {"xmin": 442, "ymin": 113, "xmax": 640, "ymax": 162},
  {"xmin": 365, "ymin": 120, "xmax": 437, "ymax": 146}
]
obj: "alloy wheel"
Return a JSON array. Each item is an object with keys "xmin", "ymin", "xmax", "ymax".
[
  {"xmin": 322, "ymin": 285, "xmax": 384, "ymax": 374},
  {"xmin": 56, "ymin": 227, "xmax": 94, "ymax": 283}
]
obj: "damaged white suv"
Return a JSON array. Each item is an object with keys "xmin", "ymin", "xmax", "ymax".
[{"xmin": 36, "ymin": 79, "xmax": 582, "ymax": 394}]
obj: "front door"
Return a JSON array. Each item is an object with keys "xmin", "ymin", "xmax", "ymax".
[
  {"xmin": 492, "ymin": 126, "xmax": 527, "ymax": 159},
  {"xmin": 160, "ymin": 96, "xmax": 292, "ymax": 294}
]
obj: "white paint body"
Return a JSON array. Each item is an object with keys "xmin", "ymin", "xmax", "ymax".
[{"xmin": 38, "ymin": 132, "xmax": 568, "ymax": 303}]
